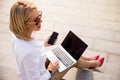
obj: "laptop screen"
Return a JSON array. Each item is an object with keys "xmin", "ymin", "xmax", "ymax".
[{"xmin": 61, "ymin": 31, "xmax": 88, "ymax": 60}]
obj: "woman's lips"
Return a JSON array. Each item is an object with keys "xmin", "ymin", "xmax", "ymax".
[
  {"xmin": 38, "ymin": 26, "xmax": 40, "ymax": 28},
  {"xmin": 37, "ymin": 25, "xmax": 41, "ymax": 29}
]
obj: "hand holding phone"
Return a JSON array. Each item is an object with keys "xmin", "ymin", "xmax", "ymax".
[{"xmin": 48, "ymin": 32, "xmax": 59, "ymax": 45}]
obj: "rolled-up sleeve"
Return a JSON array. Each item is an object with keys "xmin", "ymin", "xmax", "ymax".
[{"xmin": 22, "ymin": 50, "xmax": 51, "ymax": 80}]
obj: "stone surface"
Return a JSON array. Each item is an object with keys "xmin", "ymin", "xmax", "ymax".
[
  {"xmin": 0, "ymin": 64, "xmax": 19, "ymax": 80},
  {"xmin": 0, "ymin": 0, "xmax": 120, "ymax": 80}
]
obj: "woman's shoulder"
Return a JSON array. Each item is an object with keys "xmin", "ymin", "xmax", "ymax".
[{"xmin": 15, "ymin": 39, "xmax": 45, "ymax": 54}]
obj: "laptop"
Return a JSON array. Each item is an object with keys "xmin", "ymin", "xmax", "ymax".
[{"xmin": 46, "ymin": 31, "xmax": 88, "ymax": 72}]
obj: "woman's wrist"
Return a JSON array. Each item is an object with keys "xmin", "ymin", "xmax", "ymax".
[
  {"xmin": 47, "ymin": 68, "xmax": 52, "ymax": 74},
  {"xmin": 48, "ymin": 70, "xmax": 52, "ymax": 73}
]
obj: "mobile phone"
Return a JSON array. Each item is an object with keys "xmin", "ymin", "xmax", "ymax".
[{"xmin": 48, "ymin": 32, "xmax": 59, "ymax": 45}]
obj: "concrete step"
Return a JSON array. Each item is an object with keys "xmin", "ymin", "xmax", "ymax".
[
  {"xmin": 76, "ymin": 69, "xmax": 120, "ymax": 80},
  {"xmin": 0, "ymin": 64, "xmax": 19, "ymax": 80},
  {"xmin": 63, "ymin": 62, "xmax": 120, "ymax": 80},
  {"xmin": 63, "ymin": 68, "xmax": 120, "ymax": 80},
  {"xmin": 95, "ymin": 62, "xmax": 120, "ymax": 77},
  {"xmin": 0, "ymin": 51, "xmax": 15, "ymax": 66}
]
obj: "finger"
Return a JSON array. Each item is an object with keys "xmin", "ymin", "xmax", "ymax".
[
  {"xmin": 53, "ymin": 61, "xmax": 59, "ymax": 66},
  {"xmin": 55, "ymin": 60, "xmax": 59, "ymax": 64}
]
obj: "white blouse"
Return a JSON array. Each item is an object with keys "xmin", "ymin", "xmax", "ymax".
[{"xmin": 11, "ymin": 35, "xmax": 51, "ymax": 80}]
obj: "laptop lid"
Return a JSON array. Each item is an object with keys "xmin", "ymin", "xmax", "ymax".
[{"xmin": 61, "ymin": 31, "xmax": 88, "ymax": 60}]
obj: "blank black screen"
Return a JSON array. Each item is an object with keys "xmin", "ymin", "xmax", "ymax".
[{"xmin": 61, "ymin": 31, "xmax": 88, "ymax": 60}]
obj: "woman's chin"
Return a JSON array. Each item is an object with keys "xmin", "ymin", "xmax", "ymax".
[{"xmin": 37, "ymin": 26, "xmax": 41, "ymax": 30}]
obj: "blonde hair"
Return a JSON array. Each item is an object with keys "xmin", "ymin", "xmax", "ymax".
[{"xmin": 10, "ymin": 0, "xmax": 37, "ymax": 41}]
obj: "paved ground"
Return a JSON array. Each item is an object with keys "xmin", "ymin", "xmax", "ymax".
[{"xmin": 0, "ymin": 0, "xmax": 120, "ymax": 80}]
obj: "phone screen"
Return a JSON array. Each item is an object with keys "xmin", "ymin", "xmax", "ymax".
[{"xmin": 48, "ymin": 32, "xmax": 59, "ymax": 45}]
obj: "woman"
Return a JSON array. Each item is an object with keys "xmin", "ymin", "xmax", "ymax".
[{"xmin": 10, "ymin": 1, "xmax": 104, "ymax": 80}]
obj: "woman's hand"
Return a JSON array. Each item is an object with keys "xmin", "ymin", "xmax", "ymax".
[
  {"xmin": 47, "ymin": 60, "xmax": 59, "ymax": 74},
  {"xmin": 44, "ymin": 36, "xmax": 51, "ymax": 47}
]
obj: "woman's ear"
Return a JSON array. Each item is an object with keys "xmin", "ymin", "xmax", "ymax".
[
  {"xmin": 25, "ymin": 24, "xmax": 29, "ymax": 28},
  {"xmin": 25, "ymin": 24, "xmax": 31, "ymax": 32}
]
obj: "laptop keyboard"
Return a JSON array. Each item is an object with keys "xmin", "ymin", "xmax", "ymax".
[{"xmin": 52, "ymin": 47, "xmax": 74, "ymax": 67}]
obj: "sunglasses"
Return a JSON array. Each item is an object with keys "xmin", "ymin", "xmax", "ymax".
[{"xmin": 26, "ymin": 11, "xmax": 42, "ymax": 25}]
